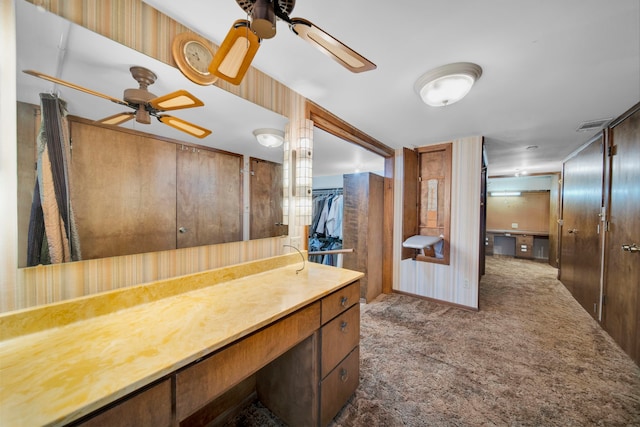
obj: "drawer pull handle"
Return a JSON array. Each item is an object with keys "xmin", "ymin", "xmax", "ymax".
[
  {"xmin": 340, "ymin": 321, "xmax": 348, "ymax": 332},
  {"xmin": 340, "ymin": 368, "xmax": 348, "ymax": 382},
  {"xmin": 340, "ymin": 296, "xmax": 348, "ymax": 307}
]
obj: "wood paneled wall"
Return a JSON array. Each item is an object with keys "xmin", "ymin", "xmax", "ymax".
[
  {"xmin": 397, "ymin": 136, "xmax": 483, "ymax": 310},
  {"xmin": 11, "ymin": 237, "xmax": 287, "ymax": 311},
  {"xmin": 486, "ymin": 191, "xmax": 550, "ymax": 233}
]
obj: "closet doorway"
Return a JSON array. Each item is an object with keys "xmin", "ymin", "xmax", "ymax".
[{"xmin": 310, "ymin": 126, "xmax": 385, "ymax": 301}]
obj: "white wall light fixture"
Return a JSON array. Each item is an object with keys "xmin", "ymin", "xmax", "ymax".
[
  {"xmin": 253, "ymin": 128, "xmax": 284, "ymax": 147},
  {"xmin": 415, "ymin": 62, "xmax": 482, "ymax": 107},
  {"xmin": 293, "ymin": 120, "xmax": 314, "ymax": 225}
]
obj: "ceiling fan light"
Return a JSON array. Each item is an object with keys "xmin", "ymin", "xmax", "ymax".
[
  {"xmin": 150, "ymin": 89, "xmax": 204, "ymax": 111},
  {"xmin": 290, "ymin": 18, "xmax": 376, "ymax": 73},
  {"xmin": 159, "ymin": 115, "xmax": 212, "ymax": 139},
  {"xmin": 209, "ymin": 20, "xmax": 260, "ymax": 85},
  {"xmin": 251, "ymin": 0, "xmax": 276, "ymax": 39},
  {"xmin": 98, "ymin": 112, "xmax": 135, "ymax": 126},
  {"xmin": 253, "ymin": 128, "xmax": 284, "ymax": 147},
  {"xmin": 415, "ymin": 62, "xmax": 482, "ymax": 107}
]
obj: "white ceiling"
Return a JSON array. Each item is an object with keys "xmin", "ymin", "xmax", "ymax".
[{"xmin": 16, "ymin": 0, "xmax": 640, "ymax": 178}]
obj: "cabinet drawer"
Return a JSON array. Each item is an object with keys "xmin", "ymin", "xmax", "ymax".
[
  {"xmin": 321, "ymin": 281, "xmax": 359, "ymax": 324},
  {"xmin": 321, "ymin": 304, "xmax": 360, "ymax": 378},
  {"xmin": 320, "ymin": 346, "xmax": 359, "ymax": 427},
  {"xmin": 78, "ymin": 379, "xmax": 172, "ymax": 427},
  {"xmin": 516, "ymin": 235, "xmax": 534, "ymax": 245}
]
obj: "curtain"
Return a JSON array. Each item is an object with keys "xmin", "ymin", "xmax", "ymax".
[{"xmin": 27, "ymin": 93, "xmax": 81, "ymax": 266}]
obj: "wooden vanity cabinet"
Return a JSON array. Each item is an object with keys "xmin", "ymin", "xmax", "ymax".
[
  {"xmin": 257, "ymin": 280, "xmax": 360, "ymax": 426},
  {"xmin": 74, "ymin": 280, "xmax": 360, "ymax": 427}
]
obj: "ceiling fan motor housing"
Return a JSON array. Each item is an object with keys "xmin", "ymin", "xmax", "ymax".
[{"xmin": 251, "ymin": 0, "xmax": 276, "ymax": 39}]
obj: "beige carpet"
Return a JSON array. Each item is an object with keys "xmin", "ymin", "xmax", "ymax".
[{"xmin": 226, "ymin": 256, "xmax": 640, "ymax": 426}]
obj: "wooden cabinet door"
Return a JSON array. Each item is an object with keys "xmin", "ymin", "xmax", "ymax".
[
  {"xmin": 176, "ymin": 146, "xmax": 242, "ymax": 248},
  {"xmin": 70, "ymin": 121, "xmax": 177, "ymax": 260},
  {"xmin": 603, "ymin": 106, "xmax": 640, "ymax": 364},
  {"xmin": 560, "ymin": 134, "xmax": 604, "ymax": 319},
  {"xmin": 249, "ymin": 157, "xmax": 287, "ymax": 239}
]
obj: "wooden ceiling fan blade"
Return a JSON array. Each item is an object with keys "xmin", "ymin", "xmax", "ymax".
[
  {"xmin": 149, "ymin": 90, "xmax": 204, "ymax": 111},
  {"xmin": 289, "ymin": 18, "xmax": 376, "ymax": 73},
  {"xmin": 97, "ymin": 112, "xmax": 135, "ymax": 126},
  {"xmin": 23, "ymin": 70, "xmax": 127, "ymax": 105},
  {"xmin": 208, "ymin": 20, "xmax": 261, "ymax": 85},
  {"xmin": 158, "ymin": 115, "xmax": 212, "ymax": 139}
]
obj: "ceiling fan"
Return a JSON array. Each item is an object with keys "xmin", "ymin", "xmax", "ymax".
[
  {"xmin": 23, "ymin": 66, "xmax": 212, "ymax": 139},
  {"xmin": 209, "ymin": 0, "xmax": 376, "ymax": 85}
]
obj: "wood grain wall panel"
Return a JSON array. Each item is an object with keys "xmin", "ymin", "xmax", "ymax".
[
  {"xmin": 177, "ymin": 147, "xmax": 242, "ymax": 247},
  {"xmin": 70, "ymin": 120, "xmax": 177, "ymax": 260},
  {"xmin": 342, "ymin": 173, "xmax": 384, "ymax": 302},
  {"xmin": 603, "ymin": 104, "xmax": 640, "ymax": 364},
  {"xmin": 559, "ymin": 135, "xmax": 603, "ymax": 319},
  {"xmin": 10, "ymin": 238, "xmax": 286, "ymax": 311},
  {"xmin": 249, "ymin": 158, "xmax": 286, "ymax": 240},
  {"xmin": 548, "ymin": 173, "xmax": 561, "ymax": 267},
  {"xmin": 486, "ymin": 192, "xmax": 550, "ymax": 233}
]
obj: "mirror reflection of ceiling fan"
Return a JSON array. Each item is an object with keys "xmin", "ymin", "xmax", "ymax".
[
  {"xmin": 23, "ymin": 66, "xmax": 212, "ymax": 139},
  {"xmin": 209, "ymin": 0, "xmax": 377, "ymax": 85}
]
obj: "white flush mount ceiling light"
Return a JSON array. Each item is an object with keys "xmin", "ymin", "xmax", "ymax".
[
  {"xmin": 414, "ymin": 62, "xmax": 483, "ymax": 107},
  {"xmin": 253, "ymin": 128, "xmax": 284, "ymax": 147}
]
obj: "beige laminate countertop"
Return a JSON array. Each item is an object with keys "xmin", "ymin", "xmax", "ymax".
[{"xmin": 0, "ymin": 255, "xmax": 363, "ymax": 427}]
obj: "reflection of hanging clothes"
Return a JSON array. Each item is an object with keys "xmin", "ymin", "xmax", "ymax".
[
  {"xmin": 313, "ymin": 192, "xmax": 343, "ymax": 238},
  {"xmin": 325, "ymin": 194, "xmax": 343, "ymax": 239},
  {"xmin": 309, "ymin": 189, "xmax": 343, "ymax": 267}
]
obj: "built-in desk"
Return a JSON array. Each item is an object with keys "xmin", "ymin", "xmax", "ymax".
[
  {"xmin": 0, "ymin": 253, "xmax": 364, "ymax": 427},
  {"xmin": 486, "ymin": 229, "xmax": 549, "ymax": 260}
]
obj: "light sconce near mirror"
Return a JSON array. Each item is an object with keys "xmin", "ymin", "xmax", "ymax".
[
  {"xmin": 282, "ymin": 119, "xmax": 314, "ymax": 226},
  {"xmin": 414, "ymin": 62, "xmax": 482, "ymax": 107},
  {"xmin": 253, "ymin": 128, "xmax": 284, "ymax": 147},
  {"xmin": 294, "ymin": 121, "xmax": 313, "ymax": 225}
]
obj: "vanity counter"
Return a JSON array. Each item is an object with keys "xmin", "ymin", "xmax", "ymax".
[{"xmin": 0, "ymin": 254, "xmax": 364, "ymax": 426}]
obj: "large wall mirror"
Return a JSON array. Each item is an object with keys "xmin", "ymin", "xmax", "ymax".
[{"xmin": 16, "ymin": 0, "xmax": 290, "ymax": 267}]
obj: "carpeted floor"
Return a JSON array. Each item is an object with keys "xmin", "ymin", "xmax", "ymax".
[{"xmin": 226, "ymin": 256, "xmax": 640, "ymax": 426}]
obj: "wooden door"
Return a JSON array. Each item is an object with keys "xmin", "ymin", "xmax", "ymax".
[
  {"xmin": 249, "ymin": 157, "xmax": 287, "ymax": 239},
  {"xmin": 176, "ymin": 146, "xmax": 242, "ymax": 248},
  {"xmin": 402, "ymin": 147, "xmax": 419, "ymax": 260},
  {"xmin": 70, "ymin": 121, "xmax": 177, "ymax": 260},
  {"xmin": 603, "ymin": 104, "xmax": 640, "ymax": 364},
  {"xmin": 559, "ymin": 134, "xmax": 604, "ymax": 319}
]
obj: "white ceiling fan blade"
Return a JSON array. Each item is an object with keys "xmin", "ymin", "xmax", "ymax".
[
  {"xmin": 149, "ymin": 89, "xmax": 204, "ymax": 111},
  {"xmin": 23, "ymin": 69, "xmax": 127, "ymax": 105},
  {"xmin": 289, "ymin": 18, "xmax": 376, "ymax": 73},
  {"xmin": 158, "ymin": 115, "xmax": 212, "ymax": 139}
]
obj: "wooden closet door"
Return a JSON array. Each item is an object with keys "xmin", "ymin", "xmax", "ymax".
[
  {"xmin": 559, "ymin": 134, "xmax": 604, "ymax": 319},
  {"xmin": 176, "ymin": 146, "xmax": 242, "ymax": 248},
  {"xmin": 70, "ymin": 121, "xmax": 177, "ymax": 260},
  {"xmin": 603, "ymin": 105, "xmax": 640, "ymax": 364},
  {"xmin": 249, "ymin": 157, "xmax": 287, "ymax": 240}
]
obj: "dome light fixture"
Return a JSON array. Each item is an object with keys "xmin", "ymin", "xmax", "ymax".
[
  {"xmin": 253, "ymin": 128, "xmax": 284, "ymax": 148},
  {"xmin": 414, "ymin": 62, "xmax": 483, "ymax": 107}
]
